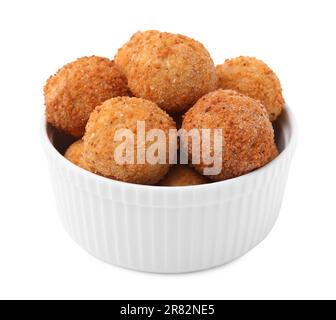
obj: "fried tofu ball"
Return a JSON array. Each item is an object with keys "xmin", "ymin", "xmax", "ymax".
[
  {"xmin": 83, "ymin": 97, "xmax": 176, "ymax": 184},
  {"xmin": 182, "ymin": 89, "xmax": 277, "ymax": 181},
  {"xmin": 44, "ymin": 56, "xmax": 129, "ymax": 138},
  {"xmin": 115, "ymin": 31, "xmax": 218, "ymax": 114},
  {"xmin": 64, "ymin": 140, "xmax": 92, "ymax": 171},
  {"xmin": 216, "ymin": 56, "xmax": 285, "ymax": 121},
  {"xmin": 158, "ymin": 165, "xmax": 210, "ymax": 186}
]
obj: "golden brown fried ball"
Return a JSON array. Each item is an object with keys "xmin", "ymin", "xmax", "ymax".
[
  {"xmin": 64, "ymin": 140, "xmax": 92, "ymax": 171},
  {"xmin": 158, "ymin": 165, "xmax": 210, "ymax": 186},
  {"xmin": 115, "ymin": 30, "xmax": 218, "ymax": 114},
  {"xmin": 44, "ymin": 56, "xmax": 129, "ymax": 138},
  {"xmin": 182, "ymin": 89, "xmax": 277, "ymax": 181},
  {"xmin": 216, "ymin": 56, "xmax": 285, "ymax": 121},
  {"xmin": 83, "ymin": 97, "xmax": 176, "ymax": 184}
]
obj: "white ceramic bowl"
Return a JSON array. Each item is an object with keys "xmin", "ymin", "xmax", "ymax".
[{"xmin": 41, "ymin": 107, "xmax": 297, "ymax": 273}]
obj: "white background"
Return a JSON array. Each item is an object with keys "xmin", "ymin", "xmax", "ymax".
[{"xmin": 0, "ymin": 0, "xmax": 335, "ymax": 300}]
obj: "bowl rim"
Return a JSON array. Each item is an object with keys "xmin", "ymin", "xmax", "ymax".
[{"xmin": 41, "ymin": 105, "xmax": 298, "ymax": 191}]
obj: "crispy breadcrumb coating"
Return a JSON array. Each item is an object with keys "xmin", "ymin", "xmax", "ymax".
[
  {"xmin": 157, "ymin": 165, "xmax": 210, "ymax": 186},
  {"xmin": 44, "ymin": 56, "xmax": 129, "ymax": 137},
  {"xmin": 115, "ymin": 31, "xmax": 218, "ymax": 114},
  {"xmin": 216, "ymin": 56, "xmax": 284, "ymax": 121},
  {"xmin": 64, "ymin": 140, "xmax": 92, "ymax": 171},
  {"xmin": 115, "ymin": 31, "xmax": 158, "ymax": 76},
  {"xmin": 83, "ymin": 97, "xmax": 176, "ymax": 184},
  {"xmin": 182, "ymin": 89, "xmax": 277, "ymax": 181}
]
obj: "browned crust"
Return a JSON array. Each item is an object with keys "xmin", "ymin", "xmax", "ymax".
[
  {"xmin": 157, "ymin": 165, "xmax": 210, "ymax": 186},
  {"xmin": 64, "ymin": 140, "xmax": 92, "ymax": 171},
  {"xmin": 44, "ymin": 56, "xmax": 129, "ymax": 137},
  {"xmin": 182, "ymin": 89, "xmax": 277, "ymax": 181},
  {"xmin": 83, "ymin": 97, "xmax": 177, "ymax": 184},
  {"xmin": 115, "ymin": 31, "xmax": 218, "ymax": 114},
  {"xmin": 216, "ymin": 56, "xmax": 285, "ymax": 121}
]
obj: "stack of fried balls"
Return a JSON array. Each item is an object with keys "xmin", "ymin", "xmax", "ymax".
[{"xmin": 44, "ymin": 30, "xmax": 284, "ymax": 186}]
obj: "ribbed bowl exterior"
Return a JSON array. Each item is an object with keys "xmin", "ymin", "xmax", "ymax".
[{"xmin": 42, "ymin": 108, "xmax": 297, "ymax": 273}]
